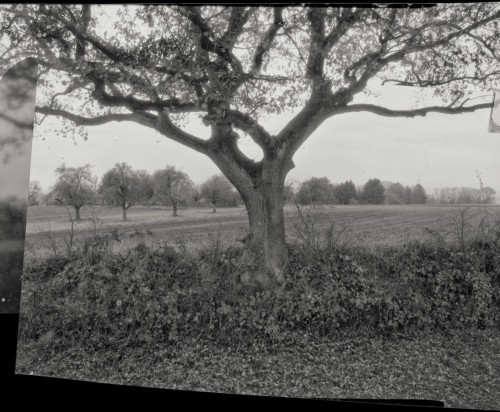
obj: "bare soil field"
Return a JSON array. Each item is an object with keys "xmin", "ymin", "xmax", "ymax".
[{"xmin": 23, "ymin": 203, "xmax": 500, "ymax": 263}]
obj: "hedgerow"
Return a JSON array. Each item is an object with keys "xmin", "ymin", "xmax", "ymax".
[{"xmin": 18, "ymin": 231, "xmax": 500, "ymax": 355}]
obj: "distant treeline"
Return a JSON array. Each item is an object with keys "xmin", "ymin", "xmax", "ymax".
[
  {"xmin": 287, "ymin": 177, "xmax": 496, "ymax": 206},
  {"xmin": 427, "ymin": 187, "xmax": 496, "ymax": 205},
  {"xmin": 30, "ymin": 164, "xmax": 497, "ymax": 217}
]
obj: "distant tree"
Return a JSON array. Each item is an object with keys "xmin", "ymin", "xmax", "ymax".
[
  {"xmin": 99, "ymin": 162, "xmax": 147, "ymax": 221},
  {"xmin": 153, "ymin": 166, "xmax": 194, "ymax": 216},
  {"xmin": 432, "ymin": 186, "xmax": 496, "ymax": 204},
  {"xmin": 135, "ymin": 169, "xmax": 154, "ymax": 206},
  {"xmin": 411, "ymin": 184, "xmax": 427, "ymax": 204},
  {"xmin": 403, "ymin": 186, "xmax": 413, "ymax": 204},
  {"xmin": 385, "ymin": 182, "xmax": 406, "ymax": 204},
  {"xmin": 201, "ymin": 174, "xmax": 235, "ymax": 213},
  {"xmin": 28, "ymin": 180, "xmax": 41, "ymax": 206},
  {"xmin": 51, "ymin": 164, "xmax": 96, "ymax": 220},
  {"xmin": 481, "ymin": 187, "xmax": 496, "ymax": 204},
  {"xmin": 362, "ymin": 178, "xmax": 385, "ymax": 204},
  {"xmin": 296, "ymin": 177, "xmax": 334, "ymax": 207},
  {"xmin": 335, "ymin": 180, "xmax": 357, "ymax": 205}
]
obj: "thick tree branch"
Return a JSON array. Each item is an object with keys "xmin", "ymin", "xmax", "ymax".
[
  {"xmin": 90, "ymin": 78, "xmax": 199, "ymax": 113},
  {"xmin": 35, "ymin": 106, "xmax": 157, "ymax": 128},
  {"xmin": 226, "ymin": 109, "xmax": 273, "ymax": 152},
  {"xmin": 75, "ymin": 4, "xmax": 91, "ymax": 60},
  {"xmin": 181, "ymin": 6, "xmax": 243, "ymax": 74},
  {"xmin": 333, "ymin": 101, "xmax": 493, "ymax": 118},
  {"xmin": 156, "ymin": 108, "xmax": 208, "ymax": 154},
  {"xmin": 250, "ymin": 7, "xmax": 284, "ymax": 74}
]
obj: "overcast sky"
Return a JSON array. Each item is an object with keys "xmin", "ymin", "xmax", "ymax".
[{"xmin": 23, "ymin": 81, "xmax": 500, "ymax": 202}]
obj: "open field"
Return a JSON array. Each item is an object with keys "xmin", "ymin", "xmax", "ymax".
[{"xmin": 24, "ymin": 203, "xmax": 500, "ymax": 262}]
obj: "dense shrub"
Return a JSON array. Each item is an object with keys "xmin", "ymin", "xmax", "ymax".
[{"xmin": 18, "ymin": 231, "xmax": 500, "ymax": 354}]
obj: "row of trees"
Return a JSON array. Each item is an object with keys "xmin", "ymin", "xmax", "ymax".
[
  {"xmin": 33, "ymin": 163, "xmax": 241, "ymax": 221},
  {"xmin": 427, "ymin": 187, "xmax": 496, "ymax": 205},
  {"xmin": 293, "ymin": 177, "xmax": 429, "ymax": 206}
]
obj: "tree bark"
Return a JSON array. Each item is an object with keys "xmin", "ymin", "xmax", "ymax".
[{"xmin": 241, "ymin": 180, "xmax": 288, "ymax": 288}]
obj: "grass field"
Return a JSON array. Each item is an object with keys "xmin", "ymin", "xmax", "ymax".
[{"xmin": 24, "ymin": 203, "xmax": 500, "ymax": 263}]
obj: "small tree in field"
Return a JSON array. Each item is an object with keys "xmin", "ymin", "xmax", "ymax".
[
  {"xmin": 153, "ymin": 166, "xmax": 194, "ymax": 216},
  {"xmin": 7, "ymin": 4, "xmax": 499, "ymax": 289},
  {"xmin": 201, "ymin": 174, "xmax": 235, "ymax": 213},
  {"xmin": 51, "ymin": 164, "xmax": 96, "ymax": 220},
  {"xmin": 99, "ymin": 162, "xmax": 146, "ymax": 221}
]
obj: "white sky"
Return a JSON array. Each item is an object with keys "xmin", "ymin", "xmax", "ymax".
[{"xmin": 26, "ymin": 82, "xmax": 500, "ymax": 202}]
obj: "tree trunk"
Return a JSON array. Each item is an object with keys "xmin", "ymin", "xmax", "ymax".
[
  {"xmin": 122, "ymin": 206, "xmax": 127, "ymax": 221},
  {"xmin": 75, "ymin": 206, "xmax": 81, "ymax": 221},
  {"xmin": 172, "ymin": 202, "xmax": 178, "ymax": 217},
  {"xmin": 246, "ymin": 180, "xmax": 287, "ymax": 285},
  {"xmin": 213, "ymin": 203, "xmax": 217, "ymax": 213},
  {"xmin": 207, "ymin": 146, "xmax": 292, "ymax": 291}
]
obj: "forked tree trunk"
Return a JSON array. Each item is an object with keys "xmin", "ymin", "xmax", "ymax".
[{"xmin": 207, "ymin": 144, "xmax": 292, "ymax": 290}]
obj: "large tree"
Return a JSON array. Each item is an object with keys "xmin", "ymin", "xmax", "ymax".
[
  {"xmin": 153, "ymin": 166, "xmax": 194, "ymax": 216},
  {"xmin": 99, "ymin": 162, "xmax": 146, "ymax": 221},
  {"xmin": 2, "ymin": 4, "xmax": 499, "ymax": 289},
  {"xmin": 50, "ymin": 164, "xmax": 96, "ymax": 220}
]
